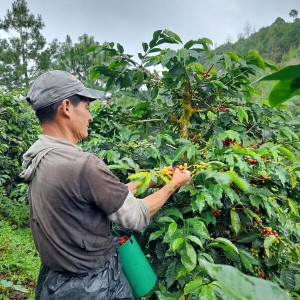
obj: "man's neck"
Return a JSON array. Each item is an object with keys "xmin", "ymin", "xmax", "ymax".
[{"xmin": 42, "ymin": 123, "xmax": 78, "ymax": 145}]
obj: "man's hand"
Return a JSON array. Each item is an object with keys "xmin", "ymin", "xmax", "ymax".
[{"xmin": 170, "ymin": 168, "xmax": 191, "ymax": 190}]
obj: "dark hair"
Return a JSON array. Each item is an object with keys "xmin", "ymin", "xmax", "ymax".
[{"xmin": 35, "ymin": 94, "xmax": 87, "ymax": 124}]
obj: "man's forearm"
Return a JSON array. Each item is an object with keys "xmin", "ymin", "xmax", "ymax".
[
  {"xmin": 126, "ymin": 181, "xmax": 140, "ymax": 196},
  {"xmin": 143, "ymin": 184, "xmax": 174, "ymax": 217}
]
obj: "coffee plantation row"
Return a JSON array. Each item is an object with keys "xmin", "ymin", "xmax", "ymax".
[{"xmin": 0, "ymin": 30, "xmax": 299, "ymax": 299}]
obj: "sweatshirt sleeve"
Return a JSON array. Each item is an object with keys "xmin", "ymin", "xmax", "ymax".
[
  {"xmin": 108, "ymin": 191, "xmax": 150, "ymax": 231},
  {"xmin": 80, "ymin": 154, "xmax": 129, "ymax": 215}
]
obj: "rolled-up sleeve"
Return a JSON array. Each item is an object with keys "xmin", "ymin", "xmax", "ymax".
[{"xmin": 108, "ymin": 191, "xmax": 150, "ymax": 231}]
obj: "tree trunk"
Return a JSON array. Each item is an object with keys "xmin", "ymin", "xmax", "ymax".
[{"xmin": 179, "ymin": 82, "xmax": 193, "ymax": 139}]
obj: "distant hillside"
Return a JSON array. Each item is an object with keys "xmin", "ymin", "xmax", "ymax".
[{"xmin": 214, "ymin": 17, "xmax": 300, "ymax": 63}]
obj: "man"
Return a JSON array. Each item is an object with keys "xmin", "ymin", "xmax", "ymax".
[{"xmin": 20, "ymin": 70, "xmax": 191, "ymax": 299}]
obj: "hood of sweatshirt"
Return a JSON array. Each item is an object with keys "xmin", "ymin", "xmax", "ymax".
[{"xmin": 20, "ymin": 135, "xmax": 82, "ymax": 182}]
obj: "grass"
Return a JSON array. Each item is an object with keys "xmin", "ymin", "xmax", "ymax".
[{"xmin": 0, "ymin": 218, "xmax": 40, "ymax": 299}]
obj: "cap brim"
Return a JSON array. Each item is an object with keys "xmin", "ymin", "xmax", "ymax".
[{"xmin": 76, "ymin": 88, "xmax": 105, "ymax": 101}]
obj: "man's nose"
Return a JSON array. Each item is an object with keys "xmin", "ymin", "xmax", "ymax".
[{"xmin": 89, "ymin": 112, "xmax": 93, "ymax": 122}]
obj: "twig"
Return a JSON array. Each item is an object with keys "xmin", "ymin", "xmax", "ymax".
[{"xmin": 132, "ymin": 119, "xmax": 163, "ymax": 123}]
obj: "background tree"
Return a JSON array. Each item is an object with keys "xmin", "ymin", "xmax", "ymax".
[
  {"xmin": 0, "ymin": 0, "xmax": 56, "ymax": 90},
  {"xmin": 289, "ymin": 9, "xmax": 298, "ymax": 21},
  {"xmin": 51, "ymin": 34, "xmax": 109, "ymax": 88}
]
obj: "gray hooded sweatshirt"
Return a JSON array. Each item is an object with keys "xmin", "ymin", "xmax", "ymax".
[{"xmin": 20, "ymin": 135, "xmax": 149, "ymax": 273}]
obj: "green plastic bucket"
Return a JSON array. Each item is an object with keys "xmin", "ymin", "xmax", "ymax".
[{"xmin": 118, "ymin": 235, "xmax": 157, "ymax": 298}]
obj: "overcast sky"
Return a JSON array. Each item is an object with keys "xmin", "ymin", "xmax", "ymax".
[{"xmin": 0, "ymin": 0, "xmax": 299, "ymax": 55}]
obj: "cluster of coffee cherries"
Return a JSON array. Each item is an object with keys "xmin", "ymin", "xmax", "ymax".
[
  {"xmin": 244, "ymin": 156, "xmax": 258, "ymax": 165},
  {"xmin": 262, "ymin": 227, "xmax": 279, "ymax": 238},
  {"xmin": 191, "ymin": 162, "xmax": 211, "ymax": 175},
  {"xmin": 160, "ymin": 163, "xmax": 189, "ymax": 178},
  {"xmin": 254, "ymin": 266, "xmax": 267, "ymax": 280},
  {"xmin": 211, "ymin": 206, "xmax": 221, "ymax": 217},
  {"xmin": 193, "ymin": 105, "xmax": 200, "ymax": 111},
  {"xmin": 253, "ymin": 217, "xmax": 262, "ymax": 226},
  {"xmin": 250, "ymin": 142, "xmax": 263, "ymax": 149},
  {"xmin": 202, "ymin": 72, "xmax": 211, "ymax": 78},
  {"xmin": 218, "ymin": 105, "xmax": 230, "ymax": 112},
  {"xmin": 222, "ymin": 138, "xmax": 235, "ymax": 147},
  {"xmin": 260, "ymin": 156, "xmax": 267, "ymax": 163},
  {"xmin": 251, "ymin": 247, "xmax": 259, "ymax": 258},
  {"xmin": 118, "ymin": 235, "xmax": 129, "ymax": 246},
  {"xmin": 258, "ymin": 175, "xmax": 268, "ymax": 183}
]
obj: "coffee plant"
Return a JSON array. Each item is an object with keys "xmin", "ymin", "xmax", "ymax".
[
  {"xmin": 0, "ymin": 91, "xmax": 40, "ymax": 226},
  {"xmin": 84, "ymin": 30, "xmax": 300, "ymax": 299}
]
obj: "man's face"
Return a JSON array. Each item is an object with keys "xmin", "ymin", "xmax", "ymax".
[{"xmin": 69, "ymin": 100, "xmax": 93, "ymax": 141}]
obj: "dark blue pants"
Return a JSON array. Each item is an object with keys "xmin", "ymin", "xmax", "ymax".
[{"xmin": 35, "ymin": 253, "xmax": 133, "ymax": 300}]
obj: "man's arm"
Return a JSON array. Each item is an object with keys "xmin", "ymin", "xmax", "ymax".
[
  {"xmin": 126, "ymin": 181, "xmax": 140, "ymax": 196},
  {"xmin": 143, "ymin": 168, "xmax": 190, "ymax": 217},
  {"xmin": 110, "ymin": 168, "xmax": 191, "ymax": 230}
]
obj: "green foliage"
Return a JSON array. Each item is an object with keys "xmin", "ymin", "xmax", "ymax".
[
  {"xmin": 200, "ymin": 259, "xmax": 289, "ymax": 300},
  {"xmin": 258, "ymin": 64, "xmax": 300, "ymax": 107},
  {"xmin": 85, "ymin": 30, "xmax": 300, "ymax": 299},
  {"xmin": 215, "ymin": 17, "xmax": 300, "ymax": 63},
  {"xmin": 0, "ymin": 90, "xmax": 40, "ymax": 225},
  {"xmin": 51, "ymin": 34, "xmax": 108, "ymax": 88},
  {"xmin": 0, "ymin": 219, "xmax": 39, "ymax": 299},
  {"xmin": 0, "ymin": 0, "xmax": 56, "ymax": 89}
]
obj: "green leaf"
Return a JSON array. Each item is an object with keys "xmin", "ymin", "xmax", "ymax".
[
  {"xmin": 259, "ymin": 64, "xmax": 300, "ymax": 81},
  {"xmin": 172, "ymin": 238, "xmax": 184, "ymax": 251},
  {"xmin": 187, "ymin": 144, "xmax": 196, "ymax": 161},
  {"xmin": 202, "ymin": 191, "xmax": 214, "ymax": 207},
  {"xmin": 172, "ymin": 144, "xmax": 190, "ymax": 162},
  {"xmin": 155, "ymin": 285, "xmax": 176, "ymax": 300},
  {"xmin": 184, "ymin": 279, "xmax": 202, "ymax": 294},
  {"xmin": 165, "ymin": 208, "xmax": 183, "ymax": 220},
  {"xmin": 158, "ymin": 216, "xmax": 175, "ymax": 223},
  {"xmin": 247, "ymin": 49, "xmax": 265, "ymax": 70},
  {"xmin": 249, "ymin": 195, "xmax": 262, "ymax": 208},
  {"xmin": 192, "ymin": 193, "xmax": 206, "ymax": 213},
  {"xmin": 239, "ymin": 249, "xmax": 259, "ymax": 272},
  {"xmin": 165, "ymin": 261, "xmax": 177, "ymax": 288},
  {"xmin": 200, "ymin": 259, "xmax": 288, "ymax": 300},
  {"xmin": 278, "ymin": 146, "xmax": 296, "ymax": 161},
  {"xmin": 0, "ymin": 279, "xmax": 13, "ymax": 288},
  {"xmin": 264, "ymin": 234, "xmax": 278, "ymax": 253},
  {"xmin": 209, "ymin": 237, "xmax": 239, "ymax": 253},
  {"xmin": 281, "ymin": 269, "xmax": 296, "ymax": 292},
  {"xmin": 182, "ymin": 243, "xmax": 197, "ymax": 270},
  {"xmin": 213, "ymin": 185, "xmax": 223, "ymax": 202},
  {"xmin": 226, "ymin": 52, "xmax": 239, "ymax": 61},
  {"xmin": 192, "ymin": 63, "xmax": 204, "ymax": 73},
  {"xmin": 161, "ymin": 134, "xmax": 176, "ymax": 145},
  {"xmin": 269, "ymin": 78, "xmax": 300, "ymax": 107},
  {"xmin": 168, "ymin": 222, "xmax": 177, "ymax": 238},
  {"xmin": 237, "ymin": 107, "xmax": 248, "ymax": 123},
  {"xmin": 187, "ymin": 235, "xmax": 203, "ymax": 248},
  {"xmin": 142, "ymin": 42, "xmax": 148, "ymax": 52},
  {"xmin": 237, "ymin": 232, "xmax": 259, "ymax": 243},
  {"xmin": 288, "ymin": 198, "xmax": 298, "ymax": 215},
  {"xmin": 186, "ymin": 218, "xmax": 209, "ymax": 239},
  {"xmin": 136, "ymin": 172, "xmax": 152, "ymax": 194},
  {"xmin": 224, "ymin": 53, "xmax": 232, "ymax": 69},
  {"xmin": 199, "ymin": 284, "xmax": 215, "ymax": 300},
  {"xmin": 223, "ymin": 186, "xmax": 241, "ymax": 204},
  {"xmin": 12, "ymin": 284, "xmax": 28, "ymax": 293},
  {"xmin": 226, "ymin": 170, "xmax": 249, "ymax": 191},
  {"xmin": 149, "ymin": 230, "xmax": 163, "ymax": 242},
  {"xmin": 117, "ymin": 43, "xmax": 124, "ymax": 54},
  {"xmin": 280, "ymin": 127, "xmax": 298, "ymax": 141},
  {"xmin": 230, "ymin": 209, "xmax": 241, "ymax": 234}
]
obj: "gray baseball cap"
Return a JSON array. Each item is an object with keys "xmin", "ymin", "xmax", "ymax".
[{"xmin": 27, "ymin": 70, "xmax": 105, "ymax": 111}]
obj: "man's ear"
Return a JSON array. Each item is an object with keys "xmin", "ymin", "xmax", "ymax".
[{"xmin": 58, "ymin": 99, "xmax": 72, "ymax": 118}]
